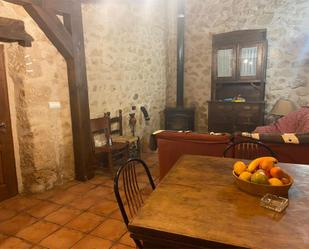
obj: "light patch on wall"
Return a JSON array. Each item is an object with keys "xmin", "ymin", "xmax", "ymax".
[
  {"xmin": 24, "ymin": 54, "xmax": 33, "ymax": 73},
  {"xmin": 48, "ymin": 101, "xmax": 61, "ymax": 109}
]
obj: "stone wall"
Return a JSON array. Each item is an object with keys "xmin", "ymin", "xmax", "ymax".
[
  {"xmin": 0, "ymin": 0, "xmax": 169, "ymax": 193},
  {"xmin": 82, "ymin": 0, "xmax": 168, "ymax": 145},
  {"xmin": 1, "ymin": 2, "xmax": 74, "ymax": 193},
  {"xmin": 166, "ymin": 0, "xmax": 309, "ymax": 131}
]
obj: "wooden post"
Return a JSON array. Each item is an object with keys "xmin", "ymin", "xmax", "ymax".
[{"xmin": 4, "ymin": 0, "xmax": 94, "ymax": 180}]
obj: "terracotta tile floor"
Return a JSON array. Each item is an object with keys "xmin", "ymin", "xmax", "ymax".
[{"xmin": 0, "ymin": 152, "xmax": 158, "ymax": 249}]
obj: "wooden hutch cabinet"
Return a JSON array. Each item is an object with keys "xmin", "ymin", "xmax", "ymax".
[{"xmin": 208, "ymin": 29, "xmax": 268, "ymax": 133}]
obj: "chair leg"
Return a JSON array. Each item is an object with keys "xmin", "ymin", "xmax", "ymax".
[
  {"xmin": 137, "ymin": 138, "xmax": 141, "ymax": 158},
  {"xmin": 107, "ymin": 152, "xmax": 114, "ymax": 177}
]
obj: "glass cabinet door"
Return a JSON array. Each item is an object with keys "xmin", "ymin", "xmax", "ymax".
[
  {"xmin": 215, "ymin": 47, "xmax": 236, "ymax": 80},
  {"xmin": 240, "ymin": 47, "xmax": 257, "ymax": 76},
  {"xmin": 217, "ymin": 49, "xmax": 233, "ymax": 77},
  {"xmin": 238, "ymin": 43, "xmax": 262, "ymax": 80}
]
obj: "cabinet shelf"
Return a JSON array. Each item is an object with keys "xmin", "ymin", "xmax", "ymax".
[
  {"xmin": 208, "ymin": 100, "xmax": 265, "ymax": 104},
  {"xmin": 216, "ymin": 80, "xmax": 264, "ymax": 84}
]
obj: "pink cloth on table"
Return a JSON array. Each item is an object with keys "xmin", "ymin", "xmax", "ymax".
[{"xmin": 254, "ymin": 106, "xmax": 309, "ymax": 134}]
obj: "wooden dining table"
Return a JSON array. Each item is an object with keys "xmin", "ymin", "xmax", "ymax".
[{"xmin": 128, "ymin": 155, "xmax": 309, "ymax": 249}]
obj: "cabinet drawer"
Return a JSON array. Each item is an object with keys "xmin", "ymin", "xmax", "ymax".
[
  {"xmin": 209, "ymin": 104, "xmax": 233, "ymax": 123},
  {"xmin": 233, "ymin": 104, "xmax": 263, "ymax": 125},
  {"xmin": 210, "ymin": 103, "xmax": 233, "ymax": 112},
  {"xmin": 208, "ymin": 102, "xmax": 264, "ymax": 132},
  {"xmin": 233, "ymin": 104, "xmax": 260, "ymax": 112}
]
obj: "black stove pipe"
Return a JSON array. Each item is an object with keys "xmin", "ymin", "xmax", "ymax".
[{"xmin": 176, "ymin": 0, "xmax": 185, "ymax": 108}]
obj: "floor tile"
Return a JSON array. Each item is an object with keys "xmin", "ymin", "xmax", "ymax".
[
  {"xmin": 88, "ymin": 175, "xmax": 111, "ymax": 185},
  {"xmin": 0, "ymin": 207, "xmax": 17, "ymax": 222},
  {"xmin": 26, "ymin": 200, "xmax": 61, "ymax": 219},
  {"xmin": 91, "ymin": 218, "xmax": 126, "ymax": 241},
  {"xmin": 0, "ymin": 236, "xmax": 32, "ymax": 249},
  {"xmin": 0, "ymin": 196, "xmax": 39, "ymax": 212},
  {"xmin": 0, "ymin": 233, "xmax": 8, "ymax": 243},
  {"xmin": 56, "ymin": 181, "xmax": 79, "ymax": 190},
  {"xmin": 67, "ymin": 182, "xmax": 96, "ymax": 194},
  {"xmin": 0, "ymin": 213, "xmax": 37, "ymax": 235},
  {"xmin": 66, "ymin": 212, "xmax": 104, "ymax": 233},
  {"xmin": 16, "ymin": 220, "xmax": 60, "ymax": 243},
  {"xmin": 86, "ymin": 186, "xmax": 114, "ymax": 199},
  {"xmin": 101, "ymin": 179, "xmax": 114, "ymax": 188},
  {"xmin": 71, "ymin": 235, "xmax": 112, "ymax": 249},
  {"xmin": 44, "ymin": 206, "xmax": 82, "ymax": 225},
  {"xmin": 119, "ymin": 232, "xmax": 136, "ymax": 247},
  {"xmin": 109, "ymin": 209, "xmax": 123, "ymax": 221},
  {"xmin": 49, "ymin": 191, "xmax": 81, "ymax": 205},
  {"xmin": 110, "ymin": 243, "xmax": 134, "ymax": 249},
  {"xmin": 68, "ymin": 195, "xmax": 100, "ymax": 211},
  {"xmin": 0, "ymin": 152, "xmax": 158, "ymax": 249},
  {"xmin": 104, "ymin": 193, "xmax": 117, "ymax": 202},
  {"xmin": 30, "ymin": 189, "xmax": 61, "ymax": 201},
  {"xmin": 39, "ymin": 227, "xmax": 84, "ymax": 249},
  {"xmin": 89, "ymin": 200, "xmax": 118, "ymax": 217}
]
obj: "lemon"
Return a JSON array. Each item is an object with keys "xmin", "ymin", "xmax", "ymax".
[
  {"xmin": 239, "ymin": 171, "xmax": 252, "ymax": 181},
  {"xmin": 269, "ymin": 178, "xmax": 283, "ymax": 186},
  {"xmin": 233, "ymin": 161, "xmax": 247, "ymax": 175}
]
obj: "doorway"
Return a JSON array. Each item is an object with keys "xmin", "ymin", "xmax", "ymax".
[{"xmin": 0, "ymin": 45, "xmax": 18, "ymax": 201}]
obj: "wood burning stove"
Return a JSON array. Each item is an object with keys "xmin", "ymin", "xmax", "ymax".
[
  {"xmin": 165, "ymin": 0, "xmax": 195, "ymax": 131},
  {"xmin": 165, "ymin": 107, "xmax": 195, "ymax": 131}
]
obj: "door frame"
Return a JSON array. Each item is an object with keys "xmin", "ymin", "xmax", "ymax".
[{"xmin": 0, "ymin": 44, "xmax": 18, "ymax": 200}]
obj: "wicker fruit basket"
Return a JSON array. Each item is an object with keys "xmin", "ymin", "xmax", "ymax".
[{"xmin": 233, "ymin": 171, "xmax": 293, "ymax": 197}]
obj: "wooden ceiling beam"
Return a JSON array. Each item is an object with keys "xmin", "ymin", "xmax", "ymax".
[
  {"xmin": 0, "ymin": 17, "xmax": 33, "ymax": 46},
  {"xmin": 3, "ymin": 0, "xmax": 74, "ymax": 14},
  {"xmin": 23, "ymin": 4, "xmax": 74, "ymax": 58}
]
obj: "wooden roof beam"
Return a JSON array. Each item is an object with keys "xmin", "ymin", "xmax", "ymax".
[
  {"xmin": 0, "ymin": 17, "xmax": 33, "ymax": 47},
  {"xmin": 3, "ymin": 0, "xmax": 75, "ymax": 14},
  {"xmin": 23, "ymin": 4, "xmax": 74, "ymax": 58}
]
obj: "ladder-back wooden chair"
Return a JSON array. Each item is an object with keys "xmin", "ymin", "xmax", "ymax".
[
  {"xmin": 114, "ymin": 158, "xmax": 156, "ymax": 249},
  {"xmin": 223, "ymin": 140, "xmax": 276, "ymax": 160},
  {"xmin": 106, "ymin": 110, "xmax": 141, "ymax": 158},
  {"xmin": 90, "ymin": 114, "xmax": 129, "ymax": 176}
]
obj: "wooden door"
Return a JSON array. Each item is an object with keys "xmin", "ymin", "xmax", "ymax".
[{"xmin": 0, "ymin": 45, "xmax": 18, "ymax": 201}]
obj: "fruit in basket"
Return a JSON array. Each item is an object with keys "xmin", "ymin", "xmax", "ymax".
[
  {"xmin": 233, "ymin": 161, "xmax": 247, "ymax": 175},
  {"xmin": 232, "ymin": 157, "xmax": 292, "ymax": 188},
  {"xmin": 239, "ymin": 171, "xmax": 252, "ymax": 181},
  {"xmin": 260, "ymin": 157, "xmax": 277, "ymax": 171},
  {"xmin": 269, "ymin": 178, "xmax": 284, "ymax": 186},
  {"xmin": 247, "ymin": 156, "xmax": 277, "ymax": 172},
  {"xmin": 232, "ymin": 156, "xmax": 293, "ymax": 196},
  {"xmin": 251, "ymin": 171, "xmax": 269, "ymax": 185},
  {"xmin": 281, "ymin": 177, "xmax": 290, "ymax": 185},
  {"xmin": 270, "ymin": 167, "xmax": 285, "ymax": 179}
]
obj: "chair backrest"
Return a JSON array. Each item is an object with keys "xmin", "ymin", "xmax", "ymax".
[
  {"xmin": 114, "ymin": 158, "xmax": 156, "ymax": 248},
  {"xmin": 90, "ymin": 114, "xmax": 111, "ymax": 148},
  {"xmin": 223, "ymin": 141, "xmax": 276, "ymax": 160},
  {"xmin": 106, "ymin": 110, "xmax": 123, "ymax": 136}
]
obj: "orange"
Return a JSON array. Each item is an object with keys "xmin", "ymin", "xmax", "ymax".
[
  {"xmin": 281, "ymin": 177, "xmax": 290, "ymax": 185},
  {"xmin": 239, "ymin": 171, "xmax": 252, "ymax": 181},
  {"xmin": 260, "ymin": 159, "xmax": 275, "ymax": 171},
  {"xmin": 269, "ymin": 178, "xmax": 283, "ymax": 186},
  {"xmin": 270, "ymin": 167, "xmax": 285, "ymax": 179},
  {"xmin": 233, "ymin": 161, "xmax": 247, "ymax": 175}
]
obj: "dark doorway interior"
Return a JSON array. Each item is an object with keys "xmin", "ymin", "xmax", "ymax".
[{"xmin": 0, "ymin": 45, "xmax": 18, "ymax": 201}]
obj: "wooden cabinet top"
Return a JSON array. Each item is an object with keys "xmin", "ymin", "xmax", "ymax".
[{"xmin": 129, "ymin": 155, "xmax": 309, "ymax": 249}]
